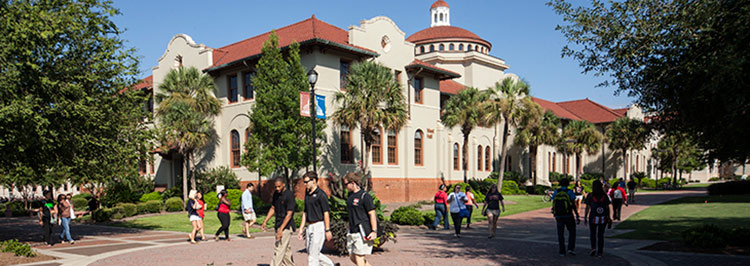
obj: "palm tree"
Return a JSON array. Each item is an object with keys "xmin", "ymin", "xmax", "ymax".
[
  {"xmin": 332, "ymin": 61, "xmax": 407, "ymax": 189},
  {"xmin": 605, "ymin": 117, "xmax": 649, "ymax": 180},
  {"xmin": 515, "ymin": 99, "xmax": 561, "ymax": 186},
  {"xmin": 560, "ymin": 120, "xmax": 603, "ymax": 180},
  {"xmin": 441, "ymin": 87, "xmax": 490, "ymax": 183},
  {"xmin": 482, "ymin": 77, "xmax": 529, "ymax": 188},
  {"xmin": 155, "ymin": 66, "xmax": 221, "ymax": 203}
]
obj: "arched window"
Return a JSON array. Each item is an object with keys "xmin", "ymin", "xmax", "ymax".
[
  {"xmin": 372, "ymin": 127, "xmax": 382, "ymax": 165},
  {"xmin": 420, "ymin": 46, "xmax": 425, "ymax": 54},
  {"xmin": 440, "ymin": 13, "xmax": 444, "ymax": 22},
  {"xmin": 477, "ymin": 145, "xmax": 483, "ymax": 171},
  {"xmin": 439, "ymin": 44, "xmax": 444, "ymax": 51},
  {"xmin": 387, "ymin": 129, "xmax": 398, "ymax": 165},
  {"xmin": 230, "ymin": 130, "xmax": 240, "ymax": 168},
  {"xmin": 340, "ymin": 125, "xmax": 353, "ymax": 164},
  {"xmin": 414, "ymin": 130, "xmax": 423, "ymax": 166},
  {"xmin": 553, "ymin": 152, "xmax": 557, "ymax": 172},
  {"xmin": 459, "ymin": 44, "xmax": 464, "ymax": 51},
  {"xmin": 434, "ymin": 13, "xmax": 437, "ymax": 23},
  {"xmin": 449, "ymin": 44, "xmax": 454, "ymax": 50},
  {"xmin": 453, "ymin": 143, "xmax": 460, "ymax": 170},
  {"xmin": 485, "ymin": 146, "xmax": 491, "ymax": 171},
  {"xmin": 430, "ymin": 45, "xmax": 435, "ymax": 52}
]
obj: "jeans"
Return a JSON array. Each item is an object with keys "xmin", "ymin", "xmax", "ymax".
[
  {"xmin": 59, "ymin": 217, "xmax": 73, "ymax": 242},
  {"xmin": 450, "ymin": 212, "xmax": 463, "ymax": 235},
  {"xmin": 432, "ymin": 203, "xmax": 449, "ymax": 229},
  {"xmin": 466, "ymin": 205, "xmax": 474, "ymax": 225},
  {"xmin": 305, "ymin": 222, "xmax": 334, "ymax": 266},
  {"xmin": 612, "ymin": 199, "xmax": 624, "ymax": 220},
  {"xmin": 589, "ymin": 223, "xmax": 606, "ymax": 254},
  {"xmin": 215, "ymin": 212, "xmax": 230, "ymax": 239},
  {"xmin": 555, "ymin": 216, "xmax": 576, "ymax": 254}
]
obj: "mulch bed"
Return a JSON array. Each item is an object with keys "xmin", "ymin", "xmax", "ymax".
[
  {"xmin": 0, "ymin": 251, "xmax": 57, "ymax": 266},
  {"xmin": 642, "ymin": 241, "xmax": 750, "ymax": 256}
]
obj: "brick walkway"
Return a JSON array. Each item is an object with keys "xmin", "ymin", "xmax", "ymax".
[{"xmin": 5, "ymin": 188, "xmax": 750, "ymax": 265}]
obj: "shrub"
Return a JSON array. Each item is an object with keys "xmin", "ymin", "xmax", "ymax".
[
  {"xmin": 72, "ymin": 197, "xmax": 88, "ymax": 211},
  {"xmin": 117, "ymin": 203, "xmax": 138, "ymax": 217},
  {"xmin": 1, "ymin": 239, "xmax": 36, "ymax": 257},
  {"xmin": 72, "ymin": 193, "xmax": 92, "ymax": 200},
  {"xmin": 296, "ymin": 199, "xmax": 304, "ymax": 213},
  {"xmin": 164, "ymin": 197, "xmax": 184, "ymax": 212},
  {"xmin": 6, "ymin": 201, "xmax": 27, "ymax": 217},
  {"xmin": 390, "ymin": 206, "xmax": 423, "ymax": 225},
  {"xmin": 528, "ymin": 184, "xmax": 552, "ymax": 195},
  {"xmin": 580, "ymin": 179, "xmax": 594, "ymax": 193},
  {"xmin": 640, "ymin": 178, "xmax": 656, "ymax": 188},
  {"xmin": 204, "ymin": 191, "xmax": 219, "ymax": 211},
  {"xmin": 136, "ymin": 202, "xmax": 148, "ymax": 214},
  {"xmin": 92, "ymin": 208, "xmax": 113, "ymax": 222},
  {"xmin": 657, "ymin": 178, "xmax": 672, "ymax": 188},
  {"xmin": 708, "ymin": 180, "xmax": 750, "ymax": 195},
  {"xmin": 503, "ymin": 171, "xmax": 528, "ymax": 186},
  {"xmin": 447, "ymin": 182, "xmax": 485, "ymax": 203},
  {"xmin": 549, "ymin": 172, "xmax": 572, "ymax": 183},
  {"xmin": 75, "ymin": 214, "xmax": 92, "ymax": 224},
  {"xmin": 195, "ymin": 166, "xmax": 241, "ymax": 193},
  {"xmin": 682, "ymin": 224, "xmax": 727, "ymax": 248},
  {"xmin": 226, "ymin": 189, "xmax": 242, "ymax": 209},
  {"xmin": 102, "ymin": 174, "xmax": 154, "ymax": 207},
  {"xmin": 728, "ymin": 227, "xmax": 750, "ymax": 246},
  {"xmin": 0, "ymin": 203, "xmax": 5, "ymax": 214},
  {"xmin": 468, "ymin": 178, "xmax": 497, "ymax": 195},
  {"xmin": 253, "ymin": 194, "xmax": 271, "ymax": 214},
  {"xmin": 709, "ymin": 177, "xmax": 721, "ymax": 182},
  {"xmin": 328, "ymin": 219, "xmax": 349, "ymax": 255},
  {"xmin": 145, "ymin": 200, "xmax": 162, "ymax": 213},
  {"xmin": 501, "ymin": 180, "xmax": 527, "ymax": 195},
  {"xmin": 139, "ymin": 191, "xmax": 162, "ymax": 203},
  {"xmin": 580, "ymin": 172, "xmax": 604, "ymax": 180},
  {"xmin": 421, "ymin": 211, "xmax": 436, "ymax": 227},
  {"xmin": 161, "ymin": 186, "xmax": 182, "ymax": 201}
]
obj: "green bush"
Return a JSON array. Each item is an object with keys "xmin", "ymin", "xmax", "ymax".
[
  {"xmin": 253, "ymin": 194, "xmax": 271, "ymax": 214},
  {"xmin": 6, "ymin": 201, "xmax": 27, "ymax": 217},
  {"xmin": 421, "ymin": 211, "xmax": 436, "ymax": 227},
  {"xmin": 102, "ymin": 174, "xmax": 154, "ymax": 207},
  {"xmin": 390, "ymin": 206, "xmax": 423, "ymax": 225},
  {"xmin": 501, "ymin": 180, "xmax": 527, "ymax": 195},
  {"xmin": 195, "ymin": 166, "xmax": 241, "ymax": 193},
  {"xmin": 447, "ymin": 182, "xmax": 485, "ymax": 203},
  {"xmin": 728, "ymin": 227, "xmax": 750, "ymax": 246},
  {"xmin": 136, "ymin": 202, "xmax": 148, "ymax": 214},
  {"xmin": 117, "ymin": 203, "xmax": 138, "ymax": 217},
  {"xmin": 92, "ymin": 208, "xmax": 112, "ymax": 222},
  {"xmin": 204, "ymin": 191, "xmax": 219, "ymax": 211},
  {"xmin": 139, "ymin": 191, "xmax": 162, "ymax": 203},
  {"xmin": 549, "ymin": 172, "xmax": 572, "ymax": 183},
  {"xmin": 0, "ymin": 203, "xmax": 5, "ymax": 214},
  {"xmin": 75, "ymin": 214, "xmax": 92, "ymax": 223},
  {"xmin": 72, "ymin": 198, "xmax": 88, "ymax": 211},
  {"xmin": 580, "ymin": 179, "xmax": 594, "ymax": 193},
  {"xmin": 468, "ymin": 178, "xmax": 497, "ymax": 195},
  {"xmin": 580, "ymin": 172, "xmax": 603, "ymax": 180},
  {"xmin": 640, "ymin": 178, "xmax": 656, "ymax": 188},
  {"xmin": 72, "ymin": 193, "xmax": 92, "ymax": 200},
  {"xmin": 226, "ymin": 189, "xmax": 242, "ymax": 209},
  {"xmin": 145, "ymin": 200, "xmax": 162, "ymax": 213},
  {"xmin": 295, "ymin": 199, "xmax": 304, "ymax": 212},
  {"xmin": 682, "ymin": 224, "xmax": 727, "ymax": 248},
  {"xmin": 1, "ymin": 239, "xmax": 36, "ymax": 257},
  {"xmin": 708, "ymin": 180, "xmax": 750, "ymax": 195},
  {"xmin": 503, "ymin": 171, "xmax": 528, "ymax": 186},
  {"xmin": 164, "ymin": 197, "xmax": 184, "ymax": 212},
  {"xmin": 657, "ymin": 177, "xmax": 672, "ymax": 188},
  {"xmin": 161, "ymin": 186, "xmax": 182, "ymax": 201},
  {"xmin": 709, "ymin": 177, "xmax": 721, "ymax": 182}
]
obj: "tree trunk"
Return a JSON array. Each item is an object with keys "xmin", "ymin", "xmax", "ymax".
[
  {"xmin": 575, "ymin": 153, "xmax": 582, "ymax": 181},
  {"xmin": 530, "ymin": 145, "xmax": 538, "ymax": 186},
  {"xmin": 189, "ymin": 153, "xmax": 196, "ymax": 191},
  {"xmin": 182, "ymin": 154, "xmax": 188, "ymax": 209},
  {"xmin": 462, "ymin": 130, "xmax": 470, "ymax": 183},
  {"xmin": 622, "ymin": 149, "xmax": 628, "ymax": 180},
  {"xmin": 364, "ymin": 141, "xmax": 372, "ymax": 191},
  {"xmin": 498, "ymin": 121, "xmax": 509, "ymax": 189}
]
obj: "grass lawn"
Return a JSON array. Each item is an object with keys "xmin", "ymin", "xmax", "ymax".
[
  {"xmin": 614, "ymin": 194, "xmax": 750, "ymax": 241},
  {"xmin": 683, "ymin": 183, "xmax": 712, "ymax": 188},
  {"xmin": 111, "ymin": 211, "xmax": 288, "ymax": 235},
  {"xmin": 421, "ymin": 195, "xmax": 549, "ymax": 224}
]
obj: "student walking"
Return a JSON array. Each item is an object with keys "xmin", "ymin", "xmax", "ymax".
[
  {"xmin": 214, "ymin": 190, "xmax": 231, "ymax": 241},
  {"xmin": 584, "ymin": 180, "xmax": 612, "ymax": 256},
  {"xmin": 482, "ymin": 185, "xmax": 505, "ymax": 238},
  {"xmin": 608, "ymin": 182, "xmax": 628, "ymax": 221},
  {"xmin": 344, "ymin": 172, "xmax": 377, "ymax": 266},
  {"xmin": 195, "ymin": 191, "xmax": 206, "ymax": 241},
  {"xmin": 297, "ymin": 172, "xmax": 335, "ymax": 266},
  {"xmin": 241, "ymin": 183, "xmax": 257, "ymax": 239},
  {"xmin": 573, "ymin": 180, "xmax": 585, "ymax": 217},
  {"xmin": 262, "ymin": 178, "xmax": 296, "ymax": 266},
  {"xmin": 447, "ymin": 184, "xmax": 469, "ymax": 237},
  {"xmin": 430, "ymin": 184, "xmax": 449, "ymax": 230},
  {"xmin": 552, "ymin": 179, "xmax": 580, "ymax": 256},
  {"xmin": 464, "ymin": 186, "xmax": 479, "ymax": 229},
  {"xmin": 627, "ymin": 179, "xmax": 637, "ymax": 203},
  {"xmin": 186, "ymin": 190, "xmax": 203, "ymax": 244},
  {"xmin": 36, "ymin": 191, "xmax": 56, "ymax": 247},
  {"xmin": 57, "ymin": 194, "xmax": 74, "ymax": 244}
]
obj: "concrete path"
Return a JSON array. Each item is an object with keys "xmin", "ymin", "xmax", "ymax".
[{"xmin": 4, "ymin": 188, "xmax": 749, "ymax": 265}]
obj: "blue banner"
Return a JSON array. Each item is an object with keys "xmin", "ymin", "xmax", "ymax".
[{"xmin": 315, "ymin": 94, "xmax": 326, "ymax": 119}]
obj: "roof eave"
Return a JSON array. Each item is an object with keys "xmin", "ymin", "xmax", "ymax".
[{"xmin": 405, "ymin": 64, "xmax": 461, "ymax": 80}]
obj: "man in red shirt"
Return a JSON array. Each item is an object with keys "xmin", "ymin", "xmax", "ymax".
[{"xmin": 430, "ymin": 184, "xmax": 450, "ymax": 230}]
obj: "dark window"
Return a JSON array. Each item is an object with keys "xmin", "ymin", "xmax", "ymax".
[
  {"xmin": 415, "ymin": 130, "xmax": 423, "ymax": 166},
  {"xmin": 430, "ymin": 45, "xmax": 435, "ymax": 52},
  {"xmin": 340, "ymin": 125, "xmax": 353, "ymax": 164},
  {"xmin": 453, "ymin": 143, "xmax": 460, "ymax": 170},
  {"xmin": 388, "ymin": 129, "xmax": 397, "ymax": 165},
  {"xmin": 414, "ymin": 77, "xmax": 423, "ymax": 104},
  {"xmin": 485, "ymin": 146, "xmax": 491, "ymax": 171},
  {"xmin": 439, "ymin": 44, "xmax": 444, "ymax": 51},
  {"xmin": 449, "ymin": 44, "xmax": 454, "ymax": 50},
  {"xmin": 420, "ymin": 46, "xmax": 425, "ymax": 54},
  {"xmin": 459, "ymin": 44, "xmax": 464, "ymax": 51},
  {"xmin": 477, "ymin": 145, "xmax": 483, "ymax": 171},
  {"xmin": 340, "ymin": 60, "xmax": 350, "ymax": 90},
  {"xmin": 372, "ymin": 127, "xmax": 382, "ymax": 165},
  {"xmin": 231, "ymin": 130, "xmax": 240, "ymax": 168},
  {"xmin": 243, "ymin": 72, "xmax": 254, "ymax": 100},
  {"xmin": 228, "ymin": 75, "xmax": 238, "ymax": 103},
  {"xmin": 139, "ymin": 159, "xmax": 147, "ymax": 175}
]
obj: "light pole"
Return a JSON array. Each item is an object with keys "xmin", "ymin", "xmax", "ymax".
[{"xmin": 307, "ymin": 69, "xmax": 318, "ymax": 173}]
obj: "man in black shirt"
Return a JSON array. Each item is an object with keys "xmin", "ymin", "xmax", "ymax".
[
  {"xmin": 627, "ymin": 179, "xmax": 637, "ymax": 203},
  {"xmin": 344, "ymin": 172, "xmax": 377, "ymax": 266},
  {"xmin": 36, "ymin": 190, "xmax": 55, "ymax": 246},
  {"xmin": 297, "ymin": 172, "xmax": 334, "ymax": 266},
  {"xmin": 262, "ymin": 178, "xmax": 296, "ymax": 266}
]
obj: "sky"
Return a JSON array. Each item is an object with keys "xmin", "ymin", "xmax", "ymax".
[{"xmin": 111, "ymin": 0, "xmax": 636, "ymax": 108}]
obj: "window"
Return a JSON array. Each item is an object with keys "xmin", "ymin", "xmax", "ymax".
[
  {"xmin": 440, "ymin": 13, "xmax": 444, "ymax": 22},
  {"xmin": 413, "ymin": 77, "xmax": 423, "ymax": 104},
  {"xmin": 449, "ymin": 44, "xmax": 454, "ymax": 50},
  {"xmin": 149, "ymin": 159, "xmax": 155, "ymax": 174},
  {"xmin": 459, "ymin": 44, "xmax": 464, "ymax": 51},
  {"xmin": 434, "ymin": 13, "xmax": 437, "ymax": 23},
  {"xmin": 453, "ymin": 143, "xmax": 460, "ymax": 170},
  {"xmin": 340, "ymin": 125, "xmax": 353, "ymax": 164},
  {"xmin": 439, "ymin": 44, "xmax": 444, "ymax": 51},
  {"xmin": 372, "ymin": 127, "xmax": 382, "ymax": 165},
  {"xmin": 477, "ymin": 145, "xmax": 483, "ymax": 171},
  {"xmin": 231, "ymin": 130, "xmax": 240, "ymax": 168},
  {"xmin": 420, "ymin": 46, "xmax": 425, "ymax": 54},
  {"xmin": 430, "ymin": 45, "xmax": 435, "ymax": 52},
  {"xmin": 552, "ymin": 152, "xmax": 557, "ymax": 172},
  {"xmin": 485, "ymin": 146, "xmax": 491, "ymax": 171},
  {"xmin": 415, "ymin": 130, "xmax": 423, "ymax": 166},
  {"xmin": 394, "ymin": 70, "xmax": 402, "ymax": 86},
  {"xmin": 387, "ymin": 129, "xmax": 398, "ymax": 165},
  {"xmin": 138, "ymin": 159, "xmax": 147, "ymax": 175},
  {"xmin": 340, "ymin": 60, "xmax": 350, "ymax": 90},
  {"xmin": 243, "ymin": 72, "xmax": 254, "ymax": 100},
  {"xmin": 228, "ymin": 75, "xmax": 238, "ymax": 103}
]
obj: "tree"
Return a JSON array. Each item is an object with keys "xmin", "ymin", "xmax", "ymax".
[
  {"xmin": 482, "ymin": 77, "xmax": 530, "ymax": 188},
  {"xmin": 0, "ymin": 0, "xmax": 150, "ymax": 203},
  {"xmin": 515, "ymin": 100, "xmax": 561, "ymax": 186},
  {"xmin": 560, "ymin": 120, "xmax": 603, "ymax": 180},
  {"xmin": 441, "ymin": 87, "xmax": 490, "ymax": 183},
  {"xmin": 241, "ymin": 33, "xmax": 324, "ymax": 189},
  {"xmin": 332, "ymin": 61, "xmax": 407, "ymax": 189},
  {"xmin": 549, "ymin": 0, "xmax": 750, "ymax": 162},
  {"xmin": 155, "ymin": 66, "xmax": 221, "ymax": 203},
  {"xmin": 654, "ymin": 132, "xmax": 693, "ymax": 186},
  {"xmin": 605, "ymin": 117, "xmax": 650, "ymax": 179}
]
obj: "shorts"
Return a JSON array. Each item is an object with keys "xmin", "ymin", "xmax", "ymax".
[
  {"xmin": 576, "ymin": 195, "xmax": 584, "ymax": 201},
  {"xmin": 189, "ymin": 215, "xmax": 202, "ymax": 222},
  {"xmin": 242, "ymin": 212, "xmax": 257, "ymax": 221},
  {"xmin": 347, "ymin": 232, "xmax": 373, "ymax": 255},
  {"xmin": 487, "ymin": 209, "xmax": 501, "ymax": 217}
]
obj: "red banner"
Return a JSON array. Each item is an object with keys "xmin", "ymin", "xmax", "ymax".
[{"xmin": 300, "ymin": 91, "xmax": 311, "ymax": 117}]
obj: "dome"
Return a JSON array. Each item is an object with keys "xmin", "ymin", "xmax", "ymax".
[
  {"xmin": 406, "ymin": 26, "xmax": 491, "ymax": 49},
  {"xmin": 431, "ymin": 0, "xmax": 449, "ymax": 9}
]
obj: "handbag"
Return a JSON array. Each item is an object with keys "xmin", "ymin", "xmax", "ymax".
[
  {"xmin": 459, "ymin": 207, "xmax": 470, "ymax": 218},
  {"xmin": 481, "ymin": 207, "xmax": 488, "ymax": 217}
]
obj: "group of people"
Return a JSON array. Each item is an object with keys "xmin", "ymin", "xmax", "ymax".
[
  {"xmin": 34, "ymin": 190, "xmax": 91, "ymax": 246},
  {"xmin": 553, "ymin": 177, "xmax": 634, "ymax": 257},
  {"xmin": 184, "ymin": 183, "xmax": 259, "ymax": 244},
  {"xmin": 430, "ymin": 183, "xmax": 505, "ymax": 239}
]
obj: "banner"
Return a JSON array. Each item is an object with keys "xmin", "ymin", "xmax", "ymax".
[
  {"xmin": 300, "ymin": 92, "xmax": 326, "ymax": 119},
  {"xmin": 315, "ymin": 94, "xmax": 326, "ymax": 119}
]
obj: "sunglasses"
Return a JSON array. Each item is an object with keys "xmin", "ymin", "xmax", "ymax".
[{"xmin": 303, "ymin": 179, "xmax": 313, "ymax": 183}]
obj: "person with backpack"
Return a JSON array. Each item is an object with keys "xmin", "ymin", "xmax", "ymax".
[
  {"xmin": 186, "ymin": 190, "xmax": 203, "ymax": 244},
  {"xmin": 552, "ymin": 178, "xmax": 580, "ymax": 256},
  {"xmin": 608, "ymin": 182, "xmax": 628, "ymax": 221},
  {"xmin": 584, "ymin": 180, "xmax": 612, "ymax": 256},
  {"xmin": 446, "ymin": 184, "xmax": 469, "ymax": 238},
  {"xmin": 627, "ymin": 179, "xmax": 637, "ymax": 203},
  {"xmin": 429, "ymin": 184, "xmax": 449, "ymax": 230},
  {"xmin": 344, "ymin": 172, "xmax": 377, "ymax": 266}
]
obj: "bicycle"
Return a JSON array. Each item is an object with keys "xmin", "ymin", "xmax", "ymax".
[{"xmin": 542, "ymin": 189, "xmax": 554, "ymax": 202}]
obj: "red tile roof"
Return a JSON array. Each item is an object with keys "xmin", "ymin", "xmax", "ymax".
[
  {"xmin": 406, "ymin": 26, "xmax": 491, "ymax": 49},
  {"xmin": 134, "ymin": 75, "xmax": 153, "ymax": 90},
  {"xmin": 556, "ymin": 98, "xmax": 623, "ymax": 124},
  {"xmin": 209, "ymin": 15, "xmax": 377, "ymax": 71},
  {"xmin": 532, "ymin": 97, "xmax": 582, "ymax": 121},
  {"xmin": 440, "ymin": 80, "xmax": 465, "ymax": 94},
  {"xmin": 406, "ymin": 59, "xmax": 461, "ymax": 80},
  {"xmin": 613, "ymin": 108, "xmax": 628, "ymax": 116},
  {"xmin": 431, "ymin": 0, "xmax": 449, "ymax": 9}
]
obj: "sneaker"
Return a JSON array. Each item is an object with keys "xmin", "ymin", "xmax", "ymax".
[
  {"xmin": 70, "ymin": 241, "xmax": 75, "ymax": 245},
  {"xmin": 567, "ymin": 250, "xmax": 576, "ymax": 256},
  {"xmin": 590, "ymin": 249, "xmax": 597, "ymax": 256}
]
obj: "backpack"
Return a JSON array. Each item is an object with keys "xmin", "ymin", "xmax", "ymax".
[
  {"xmin": 589, "ymin": 195, "xmax": 609, "ymax": 225},
  {"xmin": 359, "ymin": 191, "xmax": 384, "ymax": 239},
  {"xmin": 552, "ymin": 188, "xmax": 573, "ymax": 216},
  {"xmin": 613, "ymin": 189, "xmax": 623, "ymax": 199}
]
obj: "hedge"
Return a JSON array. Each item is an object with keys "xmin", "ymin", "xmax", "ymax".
[
  {"xmin": 136, "ymin": 202, "xmax": 148, "ymax": 214},
  {"xmin": 501, "ymin": 180, "xmax": 527, "ymax": 195},
  {"xmin": 92, "ymin": 208, "xmax": 113, "ymax": 222},
  {"xmin": 117, "ymin": 203, "xmax": 138, "ymax": 217},
  {"xmin": 145, "ymin": 200, "xmax": 162, "ymax": 213},
  {"xmin": 165, "ymin": 197, "xmax": 184, "ymax": 212},
  {"xmin": 708, "ymin": 181, "xmax": 750, "ymax": 195},
  {"xmin": 139, "ymin": 191, "xmax": 162, "ymax": 203},
  {"xmin": 72, "ymin": 193, "xmax": 92, "ymax": 200},
  {"xmin": 390, "ymin": 206, "xmax": 423, "ymax": 226},
  {"xmin": 72, "ymin": 198, "xmax": 88, "ymax": 211},
  {"xmin": 448, "ymin": 182, "xmax": 485, "ymax": 203}
]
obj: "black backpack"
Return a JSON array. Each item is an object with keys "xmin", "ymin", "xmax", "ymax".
[
  {"xmin": 552, "ymin": 188, "xmax": 573, "ymax": 216},
  {"xmin": 358, "ymin": 191, "xmax": 384, "ymax": 239}
]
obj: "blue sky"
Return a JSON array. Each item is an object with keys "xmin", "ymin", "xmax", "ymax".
[{"xmin": 112, "ymin": 0, "xmax": 635, "ymax": 108}]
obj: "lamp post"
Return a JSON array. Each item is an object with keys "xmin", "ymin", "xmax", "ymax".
[{"xmin": 307, "ymin": 69, "xmax": 319, "ymax": 173}]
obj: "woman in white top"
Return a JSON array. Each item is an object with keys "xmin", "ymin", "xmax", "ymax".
[{"xmin": 446, "ymin": 184, "xmax": 468, "ymax": 237}]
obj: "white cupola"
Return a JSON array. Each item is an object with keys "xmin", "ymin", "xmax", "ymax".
[{"xmin": 430, "ymin": 0, "xmax": 450, "ymax": 27}]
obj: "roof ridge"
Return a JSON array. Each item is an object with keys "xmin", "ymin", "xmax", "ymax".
[
  {"xmin": 217, "ymin": 17, "xmax": 316, "ymax": 51},
  {"xmin": 585, "ymin": 98, "xmax": 624, "ymax": 117}
]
